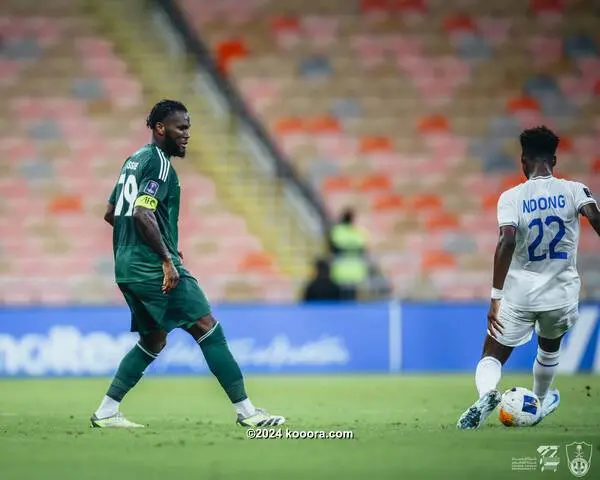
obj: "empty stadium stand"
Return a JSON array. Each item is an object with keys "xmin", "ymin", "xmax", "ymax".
[
  {"xmin": 0, "ymin": 0, "xmax": 302, "ymax": 304},
  {"xmin": 176, "ymin": 0, "xmax": 600, "ymax": 300}
]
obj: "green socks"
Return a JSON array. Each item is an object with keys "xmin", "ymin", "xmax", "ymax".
[
  {"xmin": 103, "ymin": 323, "xmax": 247, "ymax": 407},
  {"xmin": 198, "ymin": 322, "xmax": 247, "ymax": 403},
  {"xmin": 106, "ymin": 343, "xmax": 157, "ymax": 402}
]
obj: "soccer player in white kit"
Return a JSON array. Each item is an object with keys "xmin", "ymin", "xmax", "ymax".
[{"xmin": 457, "ymin": 126, "xmax": 600, "ymax": 429}]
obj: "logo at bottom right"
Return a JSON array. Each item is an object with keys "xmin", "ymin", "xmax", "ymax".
[{"xmin": 566, "ymin": 442, "xmax": 593, "ymax": 477}]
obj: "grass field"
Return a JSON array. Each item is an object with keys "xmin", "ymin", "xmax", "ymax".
[{"xmin": 0, "ymin": 374, "xmax": 599, "ymax": 479}]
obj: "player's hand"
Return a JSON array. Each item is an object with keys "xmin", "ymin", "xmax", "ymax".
[
  {"xmin": 162, "ymin": 259, "xmax": 180, "ymax": 294},
  {"xmin": 487, "ymin": 299, "xmax": 504, "ymax": 339},
  {"xmin": 178, "ymin": 250, "xmax": 184, "ymax": 262}
]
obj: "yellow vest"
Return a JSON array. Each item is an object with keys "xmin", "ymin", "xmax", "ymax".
[{"xmin": 330, "ymin": 224, "xmax": 368, "ymax": 286}]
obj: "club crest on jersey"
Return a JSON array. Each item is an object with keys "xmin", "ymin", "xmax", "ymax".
[{"xmin": 144, "ymin": 181, "xmax": 159, "ymax": 196}]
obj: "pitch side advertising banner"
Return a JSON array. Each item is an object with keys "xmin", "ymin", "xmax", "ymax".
[{"xmin": 0, "ymin": 303, "xmax": 598, "ymax": 377}]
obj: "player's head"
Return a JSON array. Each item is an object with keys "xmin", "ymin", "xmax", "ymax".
[
  {"xmin": 146, "ymin": 99, "xmax": 190, "ymax": 157},
  {"xmin": 519, "ymin": 126, "xmax": 559, "ymax": 178},
  {"xmin": 340, "ymin": 207, "xmax": 355, "ymax": 224}
]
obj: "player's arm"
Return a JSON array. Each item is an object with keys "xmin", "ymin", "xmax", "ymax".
[
  {"xmin": 133, "ymin": 204, "xmax": 179, "ymax": 294},
  {"xmin": 104, "ymin": 203, "xmax": 115, "ymax": 227},
  {"xmin": 492, "ymin": 225, "xmax": 517, "ymax": 291},
  {"xmin": 133, "ymin": 157, "xmax": 179, "ymax": 293},
  {"xmin": 488, "ymin": 191, "xmax": 518, "ymax": 338},
  {"xmin": 104, "ymin": 185, "xmax": 118, "ymax": 227},
  {"xmin": 580, "ymin": 203, "xmax": 600, "ymax": 236},
  {"xmin": 576, "ymin": 183, "xmax": 600, "ymax": 236}
]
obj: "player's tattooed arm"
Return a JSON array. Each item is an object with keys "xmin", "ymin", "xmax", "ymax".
[
  {"xmin": 133, "ymin": 206, "xmax": 171, "ymax": 260},
  {"xmin": 104, "ymin": 203, "xmax": 115, "ymax": 227},
  {"xmin": 580, "ymin": 202, "xmax": 600, "ymax": 237},
  {"xmin": 133, "ymin": 206, "xmax": 180, "ymax": 293}
]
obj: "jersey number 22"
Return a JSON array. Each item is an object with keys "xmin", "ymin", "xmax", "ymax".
[
  {"xmin": 527, "ymin": 216, "xmax": 567, "ymax": 261},
  {"xmin": 114, "ymin": 174, "xmax": 138, "ymax": 216}
]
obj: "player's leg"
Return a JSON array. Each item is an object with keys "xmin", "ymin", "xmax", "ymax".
[
  {"xmin": 533, "ymin": 334, "xmax": 562, "ymax": 405},
  {"xmin": 475, "ymin": 334, "xmax": 513, "ymax": 398},
  {"xmin": 185, "ymin": 314, "xmax": 285, "ymax": 427},
  {"xmin": 169, "ymin": 271, "xmax": 285, "ymax": 426},
  {"xmin": 531, "ymin": 303, "xmax": 578, "ymax": 422},
  {"xmin": 458, "ymin": 302, "xmax": 533, "ymax": 429},
  {"xmin": 91, "ymin": 283, "xmax": 167, "ymax": 428}
]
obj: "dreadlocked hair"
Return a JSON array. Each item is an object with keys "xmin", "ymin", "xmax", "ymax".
[
  {"xmin": 146, "ymin": 99, "xmax": 188, "ymax": 129},
  {"xmin": 519, "ymin": 126, "xmax": 560, "ymax": 160}
]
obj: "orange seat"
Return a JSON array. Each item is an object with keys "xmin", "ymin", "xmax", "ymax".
[
  {"xmin": 442, "ymin": 14, "xmax": 475, "ymax": 33},
  {"xmin": 274, "ymin": 117, "xmax": 305, "ymax": 135},
  {"xmin": 323, "ymin": 175, "xmax": 353, "ymax": 192},
  {"xmin": 358, "ymin": 173, "xmax": 391, "ymax": 192},
  {"xmin": 592, "ymin": 157, "xmax": 600, "ymax": 173},
  {"xmin": 391, "ymin": 0, "xmax": 426, "ymax": 13},
  {"xmin": 270, "ymin": 15, "xmax": 300, "ymax": 32},
  {"xmin": 48, "ymin": 195, "xmax": 82, "ymax": 214},
  {"xmin": 425, "ymin": 212, "xmax": 459, "ymax": 231},
  {"xmin": 422, "ymin": 251, "xmax": 456, "ymax": 271},
  {"xmin": 372, "ymin": 193, "xmax": 403, "ymax": 210},
  {"xmin": 359, "ymin": 136, "xmax": 393, "ymax": 154},
  {"xmin": 360, "ymin": 0, "xmax": 389, "ymax": 14},
  {"xmin": 307, "ymin": 115, "xmax": 341, "ymax": 134},
  {"xmin": 506, "ymin": 95, "xmax": 539, "ymax": 112},
  {"xmin": 238, "ymin": 252, "xmax": 274, "ymax": 272},
  {"xmin": 417, "ymin": 115, "xmax": 450, "ymax": 134},
  {"xmin": 216, "ymin": 39, "xmax": 249, "ymax": 75},
  {"xmin": 557, "ymin": 136, "xmax": 574, "ymax": 153},
  {"xmin": 530, "ymin": 0, "xmax": 564, "ymax": 13},
  {"xmin": 481, "ymin": 192, "xmax": 501, "ymax": 210},
  {"xmin": 409, "ymin": 193, "xmax": 442, "ymax": 210},
  {"xmin": 500, "ymin": 173, "xmax": 524, "ymax": 191}
]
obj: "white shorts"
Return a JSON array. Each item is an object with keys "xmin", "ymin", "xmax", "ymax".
[{"xmin": 494, "ymin": 301, "xmax": 579, "ymax": 347}]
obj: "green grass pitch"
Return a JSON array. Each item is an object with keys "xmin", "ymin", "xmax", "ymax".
[{"xmin": 0, "ymin": 374, "xmax": 598, "ymax": 479}]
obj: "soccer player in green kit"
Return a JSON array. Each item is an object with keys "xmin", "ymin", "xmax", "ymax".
[{"xmin": 90, "ymin": 99, "xmax": 285, "ymax": 429}]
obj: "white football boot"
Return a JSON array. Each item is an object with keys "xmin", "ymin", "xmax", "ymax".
[
  {"xmin": 532, "ymin": 389, "xmax": 560, "ymax": 426},
  {"xmin": 90, "ymin": 412, "xmax": 145, "ymax": 428},
  {"xmin": 237, "ymin": 408, "xmax": 286, "ymax": 428},
  {"xmin": 457, "ymin": 389, "xmax": 502, "ymax": 429}
]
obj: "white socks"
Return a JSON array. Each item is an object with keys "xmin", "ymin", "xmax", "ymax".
[
  {"xmin": 95, "ymin": 396, "xmax": 257, "ymax": 420},
  {"xmin": 234, "ymin": 398, "xmax": 256, "ymax": 418},
  {"xmin": 533, "ymin": 347, "xmax": 560, "ymax": 404},
  {"xmin": 475, "ymin": 356, "xmax": 502, "ymax": 398},
  {"xmin": 95, "ymin": 395, "xmax": 120, "ymax": 419}
]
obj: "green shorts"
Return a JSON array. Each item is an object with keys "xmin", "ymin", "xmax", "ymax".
[{"xmin": 118, "ymin": 268, "xmax": 211, "ymax": 335}]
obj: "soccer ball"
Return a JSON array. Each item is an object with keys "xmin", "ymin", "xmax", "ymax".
[{"xmin": 498, "ymin": 387, "xmax": 541, "ymax": 427}]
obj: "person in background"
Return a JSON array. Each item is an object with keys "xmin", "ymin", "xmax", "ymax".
[
  {"xmin": 327, "ymin": 208, "xmax": 369, "ymax": 300},
  {"xmin": 302, "ymin": 258, "xmax": 343, "ymax": 302}
]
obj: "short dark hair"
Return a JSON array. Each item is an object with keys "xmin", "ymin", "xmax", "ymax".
[
  {"xmin": 519, "ymin": 126, "xmax": 559, "ymax": 160},
  {"xmin": 146, "ymin": 99, "xmax": 187, "ymax": 129}
]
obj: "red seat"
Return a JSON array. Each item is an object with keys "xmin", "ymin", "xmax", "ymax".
[
  {"xmin": 507, "ymin": 96, "xmax": 540, "ymax": 113},
  {"xmin": 216, "ymin": 39, "xmax": 249, "ymax": 75}
]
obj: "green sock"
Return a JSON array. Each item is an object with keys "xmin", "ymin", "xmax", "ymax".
[
  {"xmin": 107, "ymin": 343, "xmax": 157, "ymax": 402},
  {"xmin": 198, "ymin": 323, "xmax": 247, "ymax": 403}
]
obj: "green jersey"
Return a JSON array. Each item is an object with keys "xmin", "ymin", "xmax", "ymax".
[{"xmin": 108, "ymin": 143, "xmax": 181, "ymax": 283}]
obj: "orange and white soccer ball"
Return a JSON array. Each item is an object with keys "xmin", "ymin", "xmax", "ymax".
[{"xmin": 498, "ymin": 387, "xmax": 541, "ymax": 427}]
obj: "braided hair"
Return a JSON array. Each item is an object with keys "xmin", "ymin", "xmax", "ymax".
[{"xmin": 146, "ymin": 99, "xmax": 188, "ymax": 129}]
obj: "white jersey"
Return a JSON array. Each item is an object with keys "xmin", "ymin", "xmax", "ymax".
[{"xmin": 497, "ymin": 175, "xmax": 597, "ymax": 311}]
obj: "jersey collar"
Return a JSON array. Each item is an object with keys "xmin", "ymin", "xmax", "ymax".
[
  {"xmin": 153, "ymin": 143, "xmax": 171, "ymax": 160},
  {"xmin": 528, "ymin": 175, "xmax": 553, "ymax": 181}
]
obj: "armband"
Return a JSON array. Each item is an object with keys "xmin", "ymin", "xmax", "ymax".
[
  {"xmin": 491, "ymin": 288, "xmax": 503, "ymax": 300},
  {"xmin": 134, "ymin": 195, "xmax": 158, "ymax": 211}
]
